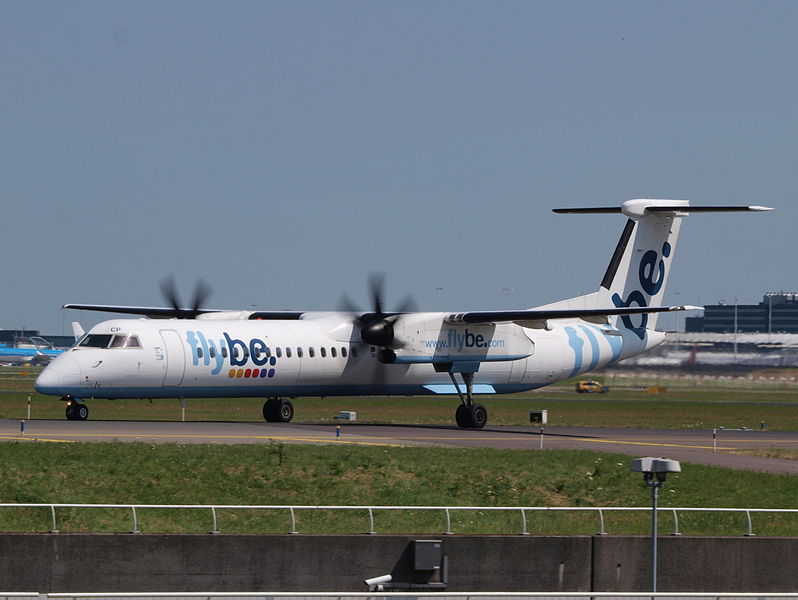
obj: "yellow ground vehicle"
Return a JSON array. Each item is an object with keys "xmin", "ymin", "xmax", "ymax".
[{"xmin": 576, "ymin": 379, "xmax": 609, "ymax": 393}]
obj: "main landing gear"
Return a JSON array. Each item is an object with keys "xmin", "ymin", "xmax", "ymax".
[
  {"xmin": 63, "ymin": 396, "xmax": 89, "ymax": 421},
  {"xmin": 449, "ymin": 372, "xmax": 488, "ymax": 429},
  {"xmin": 263, "ymin": 397, "xmax": 294, "ymax": 423}
]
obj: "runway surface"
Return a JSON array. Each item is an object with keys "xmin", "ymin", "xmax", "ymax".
[{"xmin": 2, "ymin": 418, "xmax": 797, "ymax": 474}]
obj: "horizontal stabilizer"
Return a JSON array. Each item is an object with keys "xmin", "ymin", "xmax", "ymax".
[
  {"xmin": 448, "ymin": 304, "xmax": 701, "ymax": 325},
  {"xmin": 554, "ymin": 205, "xmax": 772, "ymax": 215}
]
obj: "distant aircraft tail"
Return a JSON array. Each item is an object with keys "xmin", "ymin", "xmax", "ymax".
[{"xmin": 545, "ymin": 199, "xmax": 772, "ymax": 338}]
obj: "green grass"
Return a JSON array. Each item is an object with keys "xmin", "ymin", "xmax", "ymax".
[
  {"xmin": 3, "ymin": 366, "xmax": 798, "ymax": 430},
  {"xmin": 1, "ymin": 367, "xmax": 797, "ymax": 536},
  {"xmin": 0, "ymin": 442, "xmax": 796, "ymax": 536}
]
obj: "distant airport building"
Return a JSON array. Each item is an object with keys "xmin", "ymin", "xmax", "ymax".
[
  {"xmin": 0, "ymin": 329, "xmax": 40, "ymax": 345},
  {"xmin": 685, "ymin": 293, "xmax": 798, "ymax": 334},
  {"xmin": 0, "ymin": 329, "xmax": 73, "ymax": 348}
]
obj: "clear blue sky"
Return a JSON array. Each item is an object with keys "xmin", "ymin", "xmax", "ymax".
[{"xmin": 1, "ymin": 1, "xmax": 793, "ymax": 335}]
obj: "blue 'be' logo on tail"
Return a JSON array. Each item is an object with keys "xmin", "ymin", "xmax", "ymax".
[{"xmin": 611, "ymin": 242, "xmax": 671, "ymax": 340}]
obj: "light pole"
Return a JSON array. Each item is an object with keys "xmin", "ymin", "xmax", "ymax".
[
  {"xmin": 733, "ymin": 297, "xmax": 738, "ymax": 363},
  {"xmin": 768, "ymin": 293, "xmax": 773, "ymax": 341},
  {"xmin": 630, "ymin": 457, "xmax": 682, "ymax": 594}
]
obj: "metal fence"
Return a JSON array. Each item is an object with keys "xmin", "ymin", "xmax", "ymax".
[
  {"xmin": 39, "ymin": 592, "xmax": 798, "ymax": 600},
  {"xmin": 1, "ymin": 503, "xmax": 797, "ymax": 535}
]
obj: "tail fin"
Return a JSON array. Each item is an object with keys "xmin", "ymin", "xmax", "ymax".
[
  {"xmin": 549, "ymin": 199, "xmax": 772, "ymax": 338},
  {"xmin": 597, "ymin": 199, "xmax": 687, "ymax": 337}
]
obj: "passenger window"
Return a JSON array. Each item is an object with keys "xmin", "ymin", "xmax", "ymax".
[
  {"xmin": 321, "ymin": 347, "xmax": 327, "ymax": 358},
  {"xmin": 222, "ymin": 347, "xmax": 228, "ymax": 358},
  {"xmin": 331, "ymin": 347, "xmax": 337, "ymax": 358},
  {"xmin": 209, "ymin": 347, "xmax": 215, "ymax": 358},
  {"xmin": 309, "ymin": 347, "xmax": 315, "ymax": 358},
  {"xmin": 253, "ymin": 348, "xmax": 261, "ymax": 359},
  {"xmin": 286, "ymin": 347, "xmax": 292, "ymax": 358},
  {"xmin": 341, "ymin": 347, "xmax": 347, "ymax": 358},
  {"xmin": 197, "ymin": 347, "xmax": 204, "ymax": 359},
  {"xmin": 265, "ymin": 346, "xmax": 272, "ymax": 358},
  {"xmin": 297, "ymin": 347, "xmax": 303, "ymax": 358},
  {"xmin": 276, "ymin": 347, "xmax": 282, "ymax": 358},
  {"xmin": 234, "ymin": 347, "xmax": 242, "ymax": 360}
]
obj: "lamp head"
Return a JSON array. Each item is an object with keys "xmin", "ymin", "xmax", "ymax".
[{"xmin": 630, "ymin": 457, "xmax": 681, "ymax": 481}]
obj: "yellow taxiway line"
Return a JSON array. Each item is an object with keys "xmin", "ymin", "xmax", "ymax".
[{"xmin": 0, "ymin": 432, "xmax": 403, "ymax": 447}]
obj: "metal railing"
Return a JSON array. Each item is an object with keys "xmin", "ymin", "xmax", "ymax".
[
  {"xmin": 1, "ymin": 503, "xmax": 796, "ymax": 536},
  {"xmin": 7, "ymin": 591, "xmax": 798, "ymax": 598}
]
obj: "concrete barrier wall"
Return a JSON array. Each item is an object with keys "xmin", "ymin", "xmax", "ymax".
[{"xmin": 0, "ymin": 534, "xmax": 795, "ymax": 593}]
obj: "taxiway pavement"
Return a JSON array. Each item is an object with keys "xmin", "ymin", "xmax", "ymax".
[{"xmin": 2, "ymin": 419, "xmax": 797, "ymax": 474}]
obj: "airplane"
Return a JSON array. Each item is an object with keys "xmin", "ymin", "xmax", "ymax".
[
  {"xmin": 0, "ymin": 340, "xmax": 64, "ymax": 365},
  {"xmin": 35, "ymin": 199, "xmax": 771, "ymax": 425}
]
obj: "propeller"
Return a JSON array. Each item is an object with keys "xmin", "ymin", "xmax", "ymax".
[
  {"xmin": 159, "ymin": 275, "xmax": 213, "ymax": 319},
  {"xmin": 340, "ymin": 273, "xmax": 417, "ymax": 359}
]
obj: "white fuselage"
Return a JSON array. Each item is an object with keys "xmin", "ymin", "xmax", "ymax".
[{"xmin": 35, "ymin": 314, "xmax": 662, "ymax": 400}]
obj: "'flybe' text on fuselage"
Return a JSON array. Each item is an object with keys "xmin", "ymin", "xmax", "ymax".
[{"xmin": 185, "ymin": 330, "xmax": 277, "ymax": 377}]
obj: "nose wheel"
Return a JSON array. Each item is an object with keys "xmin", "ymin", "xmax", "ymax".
[{"xmin": 64, "ymin": 398, "xmax": 89, "ymax": 421}]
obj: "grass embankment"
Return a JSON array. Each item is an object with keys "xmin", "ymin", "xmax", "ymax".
[
  {"xmin": 2, "ymin": 367, "xmax": 798, "ymax": 430},
  {"xmin": 1, "ymin": 442, "xmax": 796, "ymax": 536}
]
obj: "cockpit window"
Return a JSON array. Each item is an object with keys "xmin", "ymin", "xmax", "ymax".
[
  {"xmin": 78, "ymin": 334, "xmax": 113, "ymax": 348},
  {"xmin": 110, "ymin": 335, "xmax": 141, "ymax": 348}
]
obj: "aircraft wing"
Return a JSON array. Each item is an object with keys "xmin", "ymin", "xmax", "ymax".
[
  {"xmin": 62, "ymin": 304, "xmax": 224, "ymax": 318},
  {"xmin": 447, "ymin": 304, "xmax": 701, "ymax": 325},
  {"xmin": 63, "ymin": 303, "xmax": 307, "ymax": 320}
]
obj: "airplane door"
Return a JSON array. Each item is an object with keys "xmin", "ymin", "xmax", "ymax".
[{"xmin": 160, "ymin": 330, "xmax": 186, "ymax": 386}]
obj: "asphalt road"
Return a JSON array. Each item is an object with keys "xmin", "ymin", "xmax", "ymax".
[{"xmin": 2, "ymin": 418, "xmax": 797, "ymax": 474}]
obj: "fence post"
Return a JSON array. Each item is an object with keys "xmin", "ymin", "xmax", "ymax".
[
  {"xmin": 671, "ymin": 509, "xmax": 682, "ymax": 535},
  {"xmin": 289, "ymin": 507, "xmax": 298, "ymax": 534},
  {"xmin": 597, "ymin": 509, "xmax": 607, "ymax": 535},
  {"xmin": 210, "ymin": 507, "xmax": 219, "ymax": 534},
  {"xmin": 130, "ymin": 506, "xmax": 140, "ymax": 534},
  {"xmin": 368, "ymin": 507, "xmax": 376, "ymax": 535},
  {"xmin": 519, "ymin": 508, "xmax": 529, "ymax": 535},
  {"xmin": 744, "ymin": 510, "xmax": 755, "ymax": 536},
  {"xmin": 49, "ymin": 505, "xmax": 58, "ymax": 533},
  {"xmin": 443, "ymin": 508, "xmax": 453, "ymax": 535}
]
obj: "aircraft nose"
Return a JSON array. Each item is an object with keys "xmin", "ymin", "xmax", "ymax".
[{"xmin": 35, "ymin": 356, "xmax": 81, "ymax": 395}]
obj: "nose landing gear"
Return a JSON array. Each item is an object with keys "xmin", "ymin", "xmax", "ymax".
[{"xmin": 63, "ymin": 397, "xmax": 89, "ymax": 421}]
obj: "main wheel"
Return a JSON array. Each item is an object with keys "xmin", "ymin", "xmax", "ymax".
[
  {"xmin": 468, "ymin": 404, "xmax": 488, "ymax": 429},
  {"xmin": 455, "ymin": 404, "xmax": 469, "ymax": 428},
  {"xmin": 276, "ymin": 399, "xmax": 294, "ymax": 422},
  {"xmin": 263, "ymin": 398, "xmax": 294, "ymax": 423}
]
